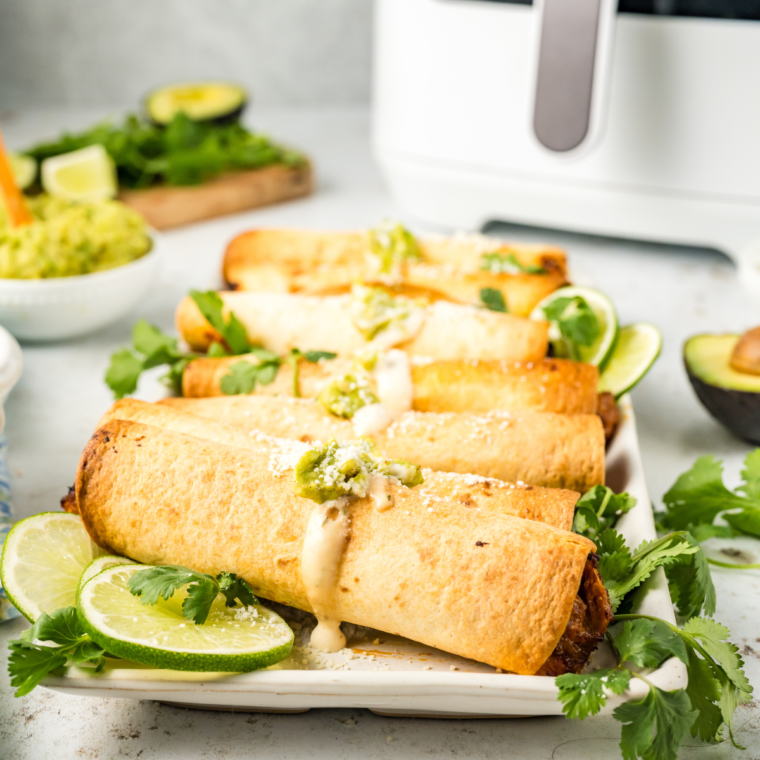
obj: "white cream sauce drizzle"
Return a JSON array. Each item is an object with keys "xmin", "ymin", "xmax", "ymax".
[
  {"xmin": 368, "ymin": 473, "xmax": 394, "ymax": 512},
  {"xmin": 374, "ymin": 349, "xmax": 414, "ymax": 417},
  {"xmin": 352, "ymin": 402, "xmax": 392, "ymax": 437},
  {"xmin": 301, "ymin": 498, "xmax": 350, "ymax": 652}
]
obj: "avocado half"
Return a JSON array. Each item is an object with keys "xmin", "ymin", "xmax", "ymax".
[
  {"xmin": 684, "ymin": 334, "xmax": 760, "ymax": 444},
  {"xmin": 145, "ymin": 82, "xmax": 247, "ymax": 126}
]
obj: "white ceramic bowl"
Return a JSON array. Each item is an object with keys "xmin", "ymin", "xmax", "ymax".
[
  {"xmin": 0, "ymin": 234, "xmax": 162, "ymax": 342},
  {"xmin": 0, "ymin": 324, "xmax": 22, "ymax": 435}
]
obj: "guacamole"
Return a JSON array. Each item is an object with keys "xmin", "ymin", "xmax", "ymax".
[
  {"xmin": 294, "ymin": 438, "xmax": 424, "ymax": 504},
  {"xmin": 0, "ymin": 195, "xmax": 151, "ymax": 279}
]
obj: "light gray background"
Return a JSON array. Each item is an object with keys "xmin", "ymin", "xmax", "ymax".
[{"xmin": 0, "ymin": 0, "xmax": 373, "ymax": 109}]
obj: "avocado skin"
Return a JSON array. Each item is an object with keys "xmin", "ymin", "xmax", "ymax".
[{"xmin": 686, "ymin": 362, "xmax": 760, "ymax": 444}]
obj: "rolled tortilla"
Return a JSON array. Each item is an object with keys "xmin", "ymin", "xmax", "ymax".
[
  {"xmin": 222, "ymin": 229, "xmax": 568, "ymax": 315},
  {"xmin": 99, "ymin": 399, "xmax": 579, "ymax": 531},
  {"xmin": 181, "ymin": 355, "xmax": 599, "ymax": 417},
  {"xmin": 160, "ymin": 395, "xmax": 605, "ymax": 493},
  {"xmin": 176, "ymin": 292, "xmax": 549, "ymax": 363},
  {"xmin": 76, "ymin": 419, "xmax": 597, "ymax": 674}
]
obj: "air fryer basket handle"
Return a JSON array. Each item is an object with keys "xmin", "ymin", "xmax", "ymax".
[{"xmin": 533, "ymin": 0, "xmax": 617, "ymax": 153}]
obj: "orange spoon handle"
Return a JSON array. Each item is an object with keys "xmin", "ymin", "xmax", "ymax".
[{"xmin": 0, "ymin": 127, "xmax": 33, "ymax": 227}]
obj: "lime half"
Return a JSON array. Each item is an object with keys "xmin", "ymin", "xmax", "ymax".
[
  {"xmin": 41, "ymin": 144, "xmax": 117, "ymax": 202},
  {"xmin": 0, "ymin": 512, "xmax": 104, "ymax": 622},
  {"xmin": 78, "ymin": 565, "xmax": 294, "ymax": 672},
  {"xmin": 598, "ymin": 322, "xmax": 662, "ymax": 398},
  {"xmin": 531, "ymin": 286, "xmax": 619, "ymax": 368},
  {"xmin": 9, "ymin": 153, "xmax": 37, "ymax": 190}
]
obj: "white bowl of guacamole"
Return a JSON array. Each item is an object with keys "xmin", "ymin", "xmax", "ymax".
[{"xmin": 0, "ymin": 196, "xmax": 161, "ymax": 341}]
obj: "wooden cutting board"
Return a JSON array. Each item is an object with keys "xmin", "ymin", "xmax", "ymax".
[{"xmin": 118, "ymin": 162, "xmax": 313, "ymax": 230}]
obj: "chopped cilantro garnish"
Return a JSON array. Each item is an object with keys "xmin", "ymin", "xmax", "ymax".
[
  {"xmin": 349, "ymin": 285, "xmax": 425, "ymax": 342},
  {"xmin": 368, "ymin": 221, "xmax": 423, "ymax": 274},
  {"xmin": 541, "ymin": 295, "xmax": 600, "ymax": 361},
  {"xmin": 479, "ymin": 287, "xmax": 508, "ymax": 313},
  {"xmin": 480, "ymin": 251, "xmax": 547, "ymax": 275}
]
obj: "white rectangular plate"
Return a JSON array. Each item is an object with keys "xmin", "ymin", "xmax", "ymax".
[{"xmin": 43, "ymin": 396, "xmax": 687, "ymax": 717}]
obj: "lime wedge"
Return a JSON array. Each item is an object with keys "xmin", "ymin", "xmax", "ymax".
[
  {"xmin": 77, "ymin": 555, "xmax": 136, "ymax": 602},
  {"xmin": 9, "ymin": 153, "xmax": 37, "ymax": 190},
  {"xmin": 0, "ymin": 512, "xmax": 104, "ymax": 622},
  {"xmin": 598, "ymin": 322, "xmax": 662, "ymax": 398},
  {"xmin": 41, "ymin": 144, "xmax": 117, "ymax": 202},
  {"xmin": 78, "ymin": 565, "xmax": 294, "ymax": 672},
  {"xmin": 530, "ymin": 286, "xmax": 619, "ymax": 368}
]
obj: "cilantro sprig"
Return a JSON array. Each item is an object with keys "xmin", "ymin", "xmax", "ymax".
[
  {"xmin": 660, "ymin": 451, "xmax": 760, "ymax": 552},
  {"xmin": 480, "ymin": 251, "xmax": 547, "ymax": 275},
  {"xmin": 558, "ymin": 616, "xmax": 752, "ymax": 759},
  {"xmin": 220, "ymin": 348, "xmax": 336, "ymax": 397},
  {"xmin": 479, "ymin": 287, "xmax": 508, "ymax": 313},
  {"xmin": 7, "ymin": 607, "xmax": 105, "ymax": 697},
  {"xmin": 542, "ymin": 295, "xmax": 600, "ymax": 361},
  {"xmin": 105, "ymin": 290, "xmax": 262, "ymax": 398},
  {"xmin": 127, "ymin": 565, "xmax": 258, "ymax": 625},
  {"xmin": 573, "ymin": 485, "xmax": 637, "ymax": 540}
]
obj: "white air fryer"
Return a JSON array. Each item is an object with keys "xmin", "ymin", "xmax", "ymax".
[{"xmin": 372, "ymin": 0, "xmax": 760, "ymax": 287}]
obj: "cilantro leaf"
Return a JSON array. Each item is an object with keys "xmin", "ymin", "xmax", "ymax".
[
  {"xmin": 613, "ymin": 619, "xmax": 688, "ymax": 668},
  {"xmin": 573, "ymin": 486, "xmax": 637, "ymax": 540},
  {"xmin": 217, "ymin": 572, "xmax": 258, "ymax": 608},
  {"xmin": 189, "ymin": 290, "xmax": 250, "ymax": 355},
  {"xmin": 104, "ymin": 348, "xmax": 145, "ymax": 399},
  {"xmin": 127, "ymin": 565, "xmax": 259, "ymax": 625},
  {"xmin": 723, "ymin": 509, "xmax": 760, "ymax": 538},
  {"xmin": 556, "ymin": 668, "xmax": 631, "ymax": 720},
  {"xmin": 8, "ymin": 641, "xmax": 68, "ymax": 697},
  {"xmin": 684, "ymin": 645, "xmax": 724, "ymax": 742},
  {"xmin": 303, "ymin": 350, "xmax": 337, "ymax": 363},
  {"xmin": 614, "ymin": 686, "xmax": 696, "ymax": 760},
  {"xmin": 7, "ymin": 607, "xmax": 105, "ymax": 698},
  {"xmin": 739, "ymin": 448, "xmax": 760, "ymax": 500},
  {"xmin": 598, "ymin": 530, "xmax": 713, "ymax": 617},
  {"xmin": 661, "ymin": 455, "xmax": 751, "ymax": 532},
  {"xmin": 665, "ymin": 533, "xmax": 716, "ymax": 618},
  {"xmin": 183, "ymin": 581, "xmax": 221, "ymax": 626},
  {"xmin": 687, "ymin": 523, "xmax": 736, "ymax": 543},
  {"xmin": 479, "ymin": 288, "xmax": 508, "ymax": 313},
  {"xmin": 479, "ymin": 251, "xmax": 547, "ymax": 275},
  {"xmin": 128, "ymin": 565, "xmax": 215, "ymax": 608},
  {"xmin": 681, "ymin": 618, "xmax": 752, "ymax": 699},
  {"xmin": 105, "ymin": 320, "xmax": 194, "ymax": 399},
  {"xmin": 542, "ymin": 295, "xmax": 600, "ymax": 361},
  {"xmin": 220, "ymin": 358, "xmax": 282, "ymax": 395}
]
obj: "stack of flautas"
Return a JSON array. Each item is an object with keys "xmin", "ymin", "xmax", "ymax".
[
  {"xmin": 68, "ymin": 399, "xmax": 613, "ymax": 676},
  {"xmin": 62, "ymin": 226, "xmax": 620, "ymax": 677}
]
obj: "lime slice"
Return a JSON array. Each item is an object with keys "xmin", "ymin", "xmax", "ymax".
[
  {"xmin": 41, "ymin": 144, "xmax": 117, "ymax": 202},
  {"xmin": 530, "ymin": 286, "xmax": 619, "ymax": 368},
  {"xmin": 9, "ymin": 153, "xmax": 36, "ymax": 190},
  {"xmin": 0, "ymin": 512, "xmax": 104, "ymax": 622},
  {"xmin": 78, "ymin": 565, "xmax": 294, "ymax": 672},
  {"xmin": 598, "ymin": 322, "xmax": 662, "ymax": 398},
  {"xmin": 77, "ymin": 555, "xmax": 136, "ymax": 602}
]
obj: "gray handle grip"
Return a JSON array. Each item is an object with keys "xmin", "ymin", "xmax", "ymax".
[{"xmin": 533, "ymin": 0, "xmax": 609, "ymax": 153}]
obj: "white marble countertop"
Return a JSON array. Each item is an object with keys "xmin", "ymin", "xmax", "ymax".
[{"xmin": 1, "ymin": 107, "xmax": 759, "ymax": 759}]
